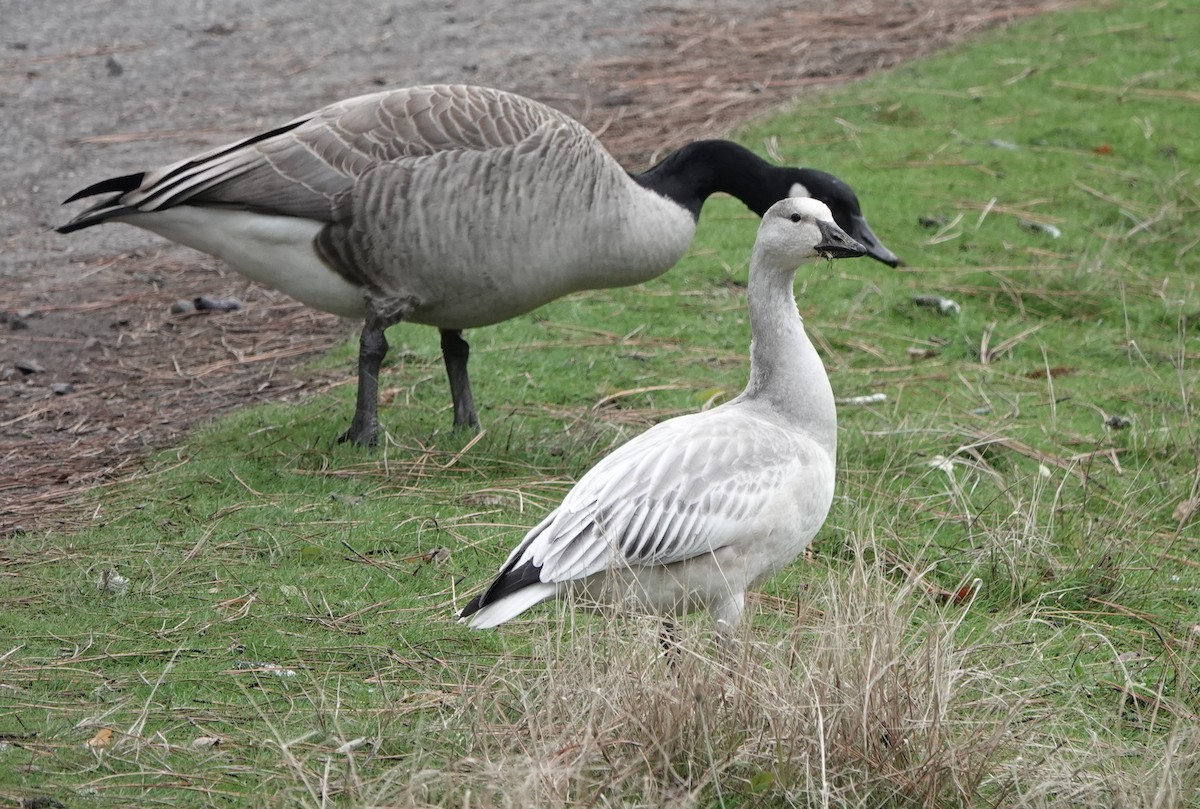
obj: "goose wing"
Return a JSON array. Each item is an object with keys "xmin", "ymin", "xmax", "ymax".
[
  {"xmin": 63, "ymin": 85, "xmax": 589, "ymax": 225},
  {"xmin": 477, "ymin": 408, "xmax": 830, "ymax": 605}
]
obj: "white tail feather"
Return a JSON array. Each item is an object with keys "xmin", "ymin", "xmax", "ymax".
[{"xmin": 464, "ymin": 583, "xmax": 558, "ymax": 629}]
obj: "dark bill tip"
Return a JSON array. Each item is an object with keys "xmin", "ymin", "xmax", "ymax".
[
  {"xmin": 848, "ymin": 214, "xmax": 901, "ymax": 268},
  {"xmin": 816, "ymin": 219, "xmax": 867, "ymax": 260}
]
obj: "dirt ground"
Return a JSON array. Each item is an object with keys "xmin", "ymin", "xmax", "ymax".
[{"xmin": 1, "ymin": 0, "xmax": 1065, "ymax": 531}]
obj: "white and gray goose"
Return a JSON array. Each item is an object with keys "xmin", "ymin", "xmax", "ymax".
[
  {"xmin": 460, "ymin": 196, "xmax": 862, "ymax": 634},
  {"xmin": 58, "ymin": 84, "xmax": 899, "ymax": 446}
]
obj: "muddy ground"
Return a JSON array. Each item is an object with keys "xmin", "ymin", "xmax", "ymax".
[{"xmin": 0, "ymin": 0, "xmax": 1064, "ymax": 530}]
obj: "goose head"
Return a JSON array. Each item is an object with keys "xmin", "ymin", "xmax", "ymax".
[
  {"xmin": 782, "ymin": 169, "xmax": 900, "ymax": 268},
  {"xmin": 633, "ymin": 141, "xmax": 900, "ymax": 268},
  {"xmin": 755, "ymin": 197, "xmax": 867, "ymax": 269}
]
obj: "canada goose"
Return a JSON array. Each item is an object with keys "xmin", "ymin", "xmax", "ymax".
[
  {"xmin": 460, "ymin": 196, "xmax": 859, "ymax": 634},
  {"xmin": 58, "ymin": 84, "xmax": 899, "ymax": 446}
]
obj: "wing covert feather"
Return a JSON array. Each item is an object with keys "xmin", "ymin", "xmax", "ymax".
[
  {"xmin": 110, "ymin": 86, "xmax": 590, "ymax": 222},
  {"xmin": 510, "ymin": 410, "xmax": 827, "ymax": 585}
]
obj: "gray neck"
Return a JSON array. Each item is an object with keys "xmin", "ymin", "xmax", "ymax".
[{"xmin": 739, "ymin": 251, "xmax": 837, "ymax": 456}]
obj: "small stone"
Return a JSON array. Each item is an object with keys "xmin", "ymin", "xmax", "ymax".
[
  {"xmin": 234, "ymin": 660, "xmax": 296, "ymax": 677},
  {"xmin": 912, "ymin": 295, "xmax": 961, "ymax": 316},
  {"xmin": 1019, "ymin": 219, "xmax": 1062, "ymax": 239},
  {"xmin": 51, "ymin": 382, "xmax": 75, "ymax": 396},
  {"xmin": 19, "ymin": 796, "xmax": 66, "ymax": 809},
  {"xmin": 603, "ymin": 91, "xmax": 635, "ymax": 107},
  {"xmin": 170, "ymin": 299, "xmax": 196, "ymax": 314},
  {"xmin": 15, "ymin": 359, "xmax": 44, "ymax": 375},
  {"xmin": 193, "ymin": 296, "xmax": 241, "ymax": 312},
  {"xmin": 835, "ymin": 392, "xmax": 887, "ymax": 406},
  {"xmin": 1173, "ymin": 497, "xmax": 1200, "ymax": 524},
  {"xmin": 335, "ymin": 737, "xmax": 369, "ymax": 754},
  {"xmin": 105, "ymin": 55, "xmax": 124, "ymax": 76},
  {"xmin": 95, "ymin": 568, "xmax": 130, "ymax": 594}
]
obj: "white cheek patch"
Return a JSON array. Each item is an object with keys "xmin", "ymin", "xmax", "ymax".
[{"xmin": 788, "ymin": 182, "xmax": 810, "ymax": 199}]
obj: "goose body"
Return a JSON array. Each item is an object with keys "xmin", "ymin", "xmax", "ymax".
[
  {"xmin": 460, "ymin": 197, "xmax": 863, "ymax": 634},
  {"xmin": 59, "ymin": 84, "xmax": 898, "ymax": 445}
]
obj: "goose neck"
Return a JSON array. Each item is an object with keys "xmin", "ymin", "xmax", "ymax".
[
  {"xmin": 742, "ymin": 256, "xmax": 837, "ymax": 452},
  {"xmin": 633, "ymin": 140, "xmax": 787, "ymax": 220}
]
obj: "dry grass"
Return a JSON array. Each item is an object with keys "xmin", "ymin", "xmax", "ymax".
[{"xmin": 233, "ymin": 536, "xmax": 1199, "ymax": 808}]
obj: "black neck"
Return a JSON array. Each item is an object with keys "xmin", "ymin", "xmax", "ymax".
[{"xmin": 631, "ymin": 140, "xmax": 792, "ymax": 221}]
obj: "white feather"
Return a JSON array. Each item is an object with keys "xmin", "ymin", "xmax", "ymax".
[
  {"xmin": 115, "ymin": 207, "xmax": 365, "ymax": 319},
  {"xmin": 466, "ymin": 583, "xmax": 558, "ymax": 629}
]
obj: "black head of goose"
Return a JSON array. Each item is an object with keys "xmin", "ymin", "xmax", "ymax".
[{"xmin": 58, "ymin": 84, "xmax": 900, "ymax": 446}]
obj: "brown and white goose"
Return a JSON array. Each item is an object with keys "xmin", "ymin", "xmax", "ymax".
[
  {"xmin": 59, "ymin": 84, "xmax": 899, "ymax": 445},
  {"xmin": 460, "ymin": 197, "xmax": 860, "ymax": 634}
]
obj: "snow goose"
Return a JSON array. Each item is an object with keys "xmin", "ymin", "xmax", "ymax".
[
  {"xmin": 459, "ymin": 196, "xmax": 862, "ymax": 634},
  {"xmin": 58, "ymin": 84, "xmax": 898, "ymax": 445}
]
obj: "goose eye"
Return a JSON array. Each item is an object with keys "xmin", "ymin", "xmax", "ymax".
[{"xmin": 789, "ymin": 212, "xmax": 802, "ymax": 223}]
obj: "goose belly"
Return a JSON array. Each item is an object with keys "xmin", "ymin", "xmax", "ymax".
[
  {"xmin": 572, "ymin": 546, "xmax": 749, "ymax": 619},
  {"xmin": 121, "ymin": 207, "xmax": 367, "ymax": 319}
]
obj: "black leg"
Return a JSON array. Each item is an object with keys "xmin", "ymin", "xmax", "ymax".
[
  {"xmin": 659, "ymin": 618, "xmax": 681, "ymax": 669},
  {"xmin": 339, "ymin": 320, "xmax": 389, "ymax": 446},
  {"xmin": 440, "ymin": 329, "xmax": 479, "ymax": 430}
]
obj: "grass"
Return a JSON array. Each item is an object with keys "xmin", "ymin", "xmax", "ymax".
[{"xmin": 4, "ymin": 1, "xmax": 1200, "ymax": 805}]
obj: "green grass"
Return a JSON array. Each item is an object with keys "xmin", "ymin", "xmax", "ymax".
[{"xmin": 4, "ymin": 1, "xmax": 1200, "ymax": 806}]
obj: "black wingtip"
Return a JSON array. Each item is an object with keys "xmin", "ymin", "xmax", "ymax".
[
  {"xmin": 459, "ymin": 558, "xmax": 545, "ymax": 620},
  {"xmin": 55, "ymin": 194, "xmax": 129, "ymax": 234},
  {"xmin": 458, "ymin": 592, "xmax": 485, "ymax": 620},
  {"xmin": 61, "ymin": 172, "xmax": 145, "ymax": 205},
  {"xmin": 58, "ymin": 173, "xmax": 147, "ymax": 234}
]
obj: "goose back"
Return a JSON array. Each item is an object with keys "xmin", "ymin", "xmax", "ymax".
[{"xmin": 107, "ymin": 86, "xmax": 580, "ymax": 218}]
